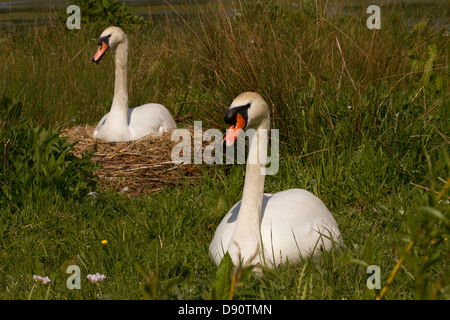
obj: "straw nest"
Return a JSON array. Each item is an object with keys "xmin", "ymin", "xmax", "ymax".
[{"xmin": 61, "ymin": 125, "xmax": 202, "ymax": 196}]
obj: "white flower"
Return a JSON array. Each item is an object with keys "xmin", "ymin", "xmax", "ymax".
[
  {"xmin": 87, "ymin": 273, "xmax": 107, "ymax": 283},
  {"xmin": 33, "ymin": 275, "xmax": 51, "ymax": 284}
]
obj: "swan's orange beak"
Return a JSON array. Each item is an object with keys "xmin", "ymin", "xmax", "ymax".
[
  {"xmin": 93, "ymin": 41, "xmax": 109, "ymax": 64},
  {"xmin": 224, "ymin": 113, "xmax": 246, "ymax": 147}
]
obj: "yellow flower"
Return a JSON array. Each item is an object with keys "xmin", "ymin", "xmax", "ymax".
[{"xmin": 101, "ymin": 240, "xmax": 108, "ymax": 246}]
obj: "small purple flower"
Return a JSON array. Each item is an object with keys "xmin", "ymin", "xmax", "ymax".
[
  {"xmin": 86, "ymin": 273, "xmax": 107, "ymax": 283},
  {"xmin": 33, "ymin": 275, "xmax": 51, "ymax": 285}
]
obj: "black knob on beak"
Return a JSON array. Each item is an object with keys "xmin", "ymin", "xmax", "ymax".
[{"xmin": 224, "ymin": 103, "xmax": 251, "ymax": 126}]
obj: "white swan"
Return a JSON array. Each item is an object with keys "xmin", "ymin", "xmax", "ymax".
[
  {"xmin": 209, "ymin": 92, "xmax": 344, "ymax": 268},
  {"xmin": 92, "ymin": 26, "xmax": 177, "ymax": 142}
]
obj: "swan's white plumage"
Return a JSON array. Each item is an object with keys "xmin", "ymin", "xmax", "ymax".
[
  {"xmin": 92, "ymin": 26, "xmax": 176, "ymax": 142},
  {"xmin": 210, "ymin": 189, "xmax": 344, "ymax": 267},
  {"xmin": 209, "ymin": 92, "xmax": 344, "ymax": 268},
  {"xmin": 93, "ymin": 103, "xmax": 177, "ymax": 141}
]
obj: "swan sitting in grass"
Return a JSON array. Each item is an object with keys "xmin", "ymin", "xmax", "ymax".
[
  {"xmin": 92, "ymin": 26, "xmax": 177, "ymax": 142},
  {"xmin": 209, "ymin": 92, "xmax": 345, "ymax": 269}
]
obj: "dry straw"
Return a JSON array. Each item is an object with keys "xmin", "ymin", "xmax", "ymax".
[{"xmin": 61, "ymin": 125, "xmax": 201, "ymax": 196}]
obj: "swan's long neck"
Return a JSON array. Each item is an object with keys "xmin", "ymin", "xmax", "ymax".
[
  {"xmin": 110, "ymin": 40, "xmax": 129, "ymax": 120},
  {"xmin": 227, "ymin": 116, "xmax": 269, "ymax": 265}
]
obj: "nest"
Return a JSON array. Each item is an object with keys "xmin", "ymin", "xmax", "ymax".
[{"xmin": 61, "ymin": 125, "xmax": 202, "ymax": 196}]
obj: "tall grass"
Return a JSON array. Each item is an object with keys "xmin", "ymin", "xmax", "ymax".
[{"xmin": 0, "ymin": 0, "xmax": 448, "ymax": 300}]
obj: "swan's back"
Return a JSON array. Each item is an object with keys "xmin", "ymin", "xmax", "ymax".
[
  {"xmin": 94, "ymin": 103, "xmax": 176, "ymax": 141},
  {"xmin": 128, "ymin": 103, "xmax": 177, "ymax": 139},
  {"xmin": 260, "ymin": 189, "xmax": 343, "ymax": 265},
  {"xmin": 209, "ymin": 189, "xmax": 344, "ymax": 266}
]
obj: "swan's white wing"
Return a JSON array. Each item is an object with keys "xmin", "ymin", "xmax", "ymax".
[
  {"xmin": 209, "ymin": 189, "xmax": 344, "ymax": 266},
  {"xmin": 260, "ymin": 189, "xmax": 343, "ymax": 265},
  {"xmin": 128, "ymin": 103, "xmax": 177, "ymax": 139}
]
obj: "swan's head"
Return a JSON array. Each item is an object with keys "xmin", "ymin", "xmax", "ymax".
[
  {"xmin": 92, "ymin": 26, "xmax": 127, "ymax": 64},
  {"xmin": 224, "ymin": 92, "xmax": 270, "ymax": 146}
]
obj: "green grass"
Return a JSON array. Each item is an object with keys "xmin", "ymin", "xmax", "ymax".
[{"xmin": 0, "ymin": 0, "xmax": 449, "ymax": 300}]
